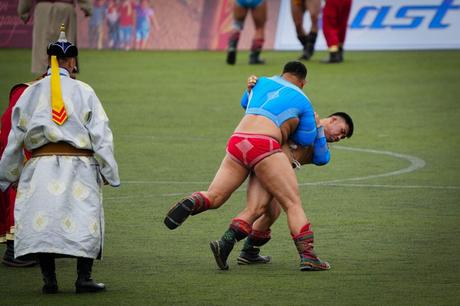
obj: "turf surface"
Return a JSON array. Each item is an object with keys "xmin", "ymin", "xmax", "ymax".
[{"xmin": 0, "ymin": 49, "xmax": 459, "ymax": 305}]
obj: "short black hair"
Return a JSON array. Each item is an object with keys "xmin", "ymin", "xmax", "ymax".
[
  {"xmin": 329, "ymin": 112, "xmax": 354, "ymax": 138},
  {"xmin": 282, "ymin": 61, "xmax": 307, "ymax": 80}
]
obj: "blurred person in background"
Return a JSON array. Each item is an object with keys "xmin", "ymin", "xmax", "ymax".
[
  {"xmin": 118, "ymin": 0, "xmax": 135, "ymax": 50},
  {"xmin": 322, "ymin": 0, "xmax": 352, "ymax": 63},
  {"xmin": 135, "ymin": 0, "xmax": 159, "ymax": 50},
  {"xmin": 88, "ymin": 0, "xmax": 107, "ymax": 50},
  {"xmin": 106, "ymin": 0, "xmax": 120, "ymax": 49},
  {"xmin": 291, "ymin": 0, "xmax": 321, "ymax": 61},
  {"xmin": 226, "ymin": 0, "xmax": 267, "ymax": 65},
  {"xmin": 17, "ymin": 0, "xmax": 92, "ymax": 74}
]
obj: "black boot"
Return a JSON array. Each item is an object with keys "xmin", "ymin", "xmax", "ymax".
[
  {"xmin": 38, "ymin": 253, "xmax": 58, "ymax": 294},
  {"xmin": 226, "ymin": 33, "xmax": 240, "ymax": 65},
  {"xmin": 237, "ymin": 246, "xmax": 271, "ymax": 265},
  {"xmin": 209, "ymin": 240, "xmax": 233, "ymax": 270},
  {"xmin": 75, "ymin": 257, "xmax": 106, "ymax": 293},
  {"xmin": 321, "ymin": 51, "xmax": 343, "ymax": 64},
  {"xmin": 237, "ymin": 232, "xmax": 271, "ymax": 265},
  {"xmin": 2, "ymin": 240, "xmax": 37, "ymax": 267},
  {"xmin": 249, "ymin": 51, "xmax": 265, "ymax": 65},
  {"xmin": 210, "ymin": 219, "xmax": 251, "ymax": 270},
  {"xmin": 338, "ymin": 46, "xmax": 344, "ymax": 61},
  {"xmin": 299, "ymin": 32, "xmax": 317, "ymax": 60}
]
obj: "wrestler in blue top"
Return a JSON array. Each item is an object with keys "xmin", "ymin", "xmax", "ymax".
[
  {"xmin": 236, "ymin": 0, "xmax": 265, "ymax": 8},
  {"xmin": 240, "ymin": 75, "xmax": 330, "ymax": 165}
]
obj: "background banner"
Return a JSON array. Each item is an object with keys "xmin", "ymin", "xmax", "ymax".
[
  {"xmin": 1, "ymin": 0, "xmax": 459, "ymax": 50},
  {"xmin": 274, "ymin": 0, "xmax": 460, "ymax": 50}
]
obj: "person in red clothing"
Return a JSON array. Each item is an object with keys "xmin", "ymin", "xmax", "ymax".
[
  {"xmin": 0, "ymin": 82, "xmax": 37, "ymax": 267},
  {"xmin": 118, "ymin": 0, "xmax": 135, "ymax": 50},
  {"xmin": 322, "ymin": 0, "xmax": 353, "ymax": 63}
]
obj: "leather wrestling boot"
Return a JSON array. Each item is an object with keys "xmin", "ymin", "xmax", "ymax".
[
  {"xmin": 75, "ymin": 257, "xmax": 106, "ymax": 293},
  {"xmin": 293, "ymin": 225, "xmax": 331, "ymax": 271},
  {"xmin": 38, "ymin": 254, "xmax": 58, "ymax": 294},
  {"xmin": 164, "ymin": 197, "xmax": 194, "ymax": 229},
  {"xmin": 2, "ymin": 240, "xmax": 37, "ymax": 267},
  {"xmin": 210, "ymin": 240, "xmax": 233, "ymax": 270},
  {"xmin": 164, "ymin": 192, "xmax": 209, "ymax": 230},
  {"xmin": 237, "ymin": 246, "xmax": 271, "ymax": 265}
]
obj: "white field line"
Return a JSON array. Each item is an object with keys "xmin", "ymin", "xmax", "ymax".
[{"xmin": 106, "ymin": 146, "xmax": 458, "ymax": 200}]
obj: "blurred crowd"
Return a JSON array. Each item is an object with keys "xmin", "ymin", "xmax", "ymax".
[{"xmin": 88, "ymin": 0, "xmax": 159, "ymax": 50}]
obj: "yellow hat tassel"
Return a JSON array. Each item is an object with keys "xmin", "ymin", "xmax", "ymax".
[{"xmin": 50, "ymin": 55, "xmax": 68, "ymax": 125}]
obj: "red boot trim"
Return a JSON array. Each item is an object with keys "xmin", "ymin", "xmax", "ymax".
[
  {"xmin": 189, "ymin": 192, "xmax": 210, "ymax": 215},
  {"xmin": 230, "ymin": 218, "xmax": 252, "ymax": 236},
  {"xmin": 251, "ymin": 39, "xmax": 264, "ymax": 52},
  {"xmin": 291, "ymin": 223, "xmax": 312, "ymax": 239},
  {"xmin": 250, "ymin": 229, "xmax": 271, "ymax": 239}
]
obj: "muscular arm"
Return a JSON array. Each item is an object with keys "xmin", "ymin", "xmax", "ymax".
[
  {"xmin": 312, "ymin": 126, "xmax": 330, "ymax": 165},
  {"xmin": 285, "ymin": 127, "xmax": 331, "ymax": 167},
  {"xmin": 290, "ymin": 110, "xmax": 317, "ymax": 147}
]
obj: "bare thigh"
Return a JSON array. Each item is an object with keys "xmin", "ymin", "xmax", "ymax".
[
  {"xmin": 254, "ymin": 152, "xmax": 300, "ymax": 210},
  {"xmin": 251, "ymin": 1, "xmax": 267, "ymax": 29},
  {"xmin": 291, "ymin": 0, "xmax": 306, "ymax": 34},
  {"xmin": 233, "ymin": 3, "xmax": 249, "ymax": 22},
  {"xmin": 205, "ymin": 154, "xmax": 250, "ymax": 208},
  {"xmin": 236, "ymin": 172, "xmax": 273, "ymax": 224}
]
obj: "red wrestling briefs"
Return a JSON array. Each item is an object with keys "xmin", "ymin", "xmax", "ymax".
[{"xmin": 226, "ymin": 132, "xmax": 282, "ymax": 168}]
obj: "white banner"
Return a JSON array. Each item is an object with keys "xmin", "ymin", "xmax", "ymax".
[{"xmin": 274, "ymin": 0, "xmax": 460, "ymax": 50}]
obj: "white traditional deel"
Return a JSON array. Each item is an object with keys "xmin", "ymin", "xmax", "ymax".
[{"xmin": 0, "ymin": 67, "xmax": 120, "ymax": 259}]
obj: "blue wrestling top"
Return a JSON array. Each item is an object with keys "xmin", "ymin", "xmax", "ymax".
[
  {"xmin": 240, "ymin": 76, "xmax": 317, "ymax": 147},
  {"xmin": 236, "ymin": 0, "xmax": 265, "ymax": 8}
]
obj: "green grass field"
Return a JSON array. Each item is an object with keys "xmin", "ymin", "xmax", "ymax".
[{"xmin": 0, "ymin": 49, "xmax": 459, "ymax": 305}]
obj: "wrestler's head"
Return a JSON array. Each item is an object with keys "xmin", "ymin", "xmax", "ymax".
[
  {"xmin": 321, "ymin": 112, "xmax": 354, "ymax": 142},
  {"xmin": 282, "ymin": 61, "xmax": 307, "ymax": 89}
]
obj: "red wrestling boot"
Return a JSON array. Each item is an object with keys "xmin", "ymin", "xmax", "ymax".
[{"xmin": 292, "ymin": 224, "xmax": 331, "ymax": 271}]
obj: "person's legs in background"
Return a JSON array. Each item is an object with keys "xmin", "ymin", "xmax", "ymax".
[
  {"xmin": 248, "ymin": 1, "xmax": 267, "ymax": 65},
  {"xmin": 226, "ymin": 2, "xmax": 248, "ymax": 65}
]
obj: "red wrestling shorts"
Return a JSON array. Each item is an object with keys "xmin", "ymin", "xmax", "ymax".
[{"xmin": 226, "ymin": 132, "xmax": 282, "ymax": 168}]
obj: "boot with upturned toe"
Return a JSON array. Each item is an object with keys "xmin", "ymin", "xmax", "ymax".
[{"xmin": 75, "ymin": 257, "xmax": 106, "ymax": 293}]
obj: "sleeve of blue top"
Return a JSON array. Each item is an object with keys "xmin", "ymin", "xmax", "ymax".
[
  {"xmin": 312, "ymin": 126, "xmax": 330, "ymax": 166},
  {"xmin": 240, "ymin": 90, "xmax": 249, "ymax": 109},
  {"xmin": 291, "ymin": 110, "xmax": 317, "ymax": 147}
]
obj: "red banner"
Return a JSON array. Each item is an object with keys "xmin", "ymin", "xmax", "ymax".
[
  {"xmin": 0, "ymin": 0, "xmax": 33, "ymax": 48},
  {"xmin": 0, "ymin": 0, "xmax": 279, "ymax": 50}
]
